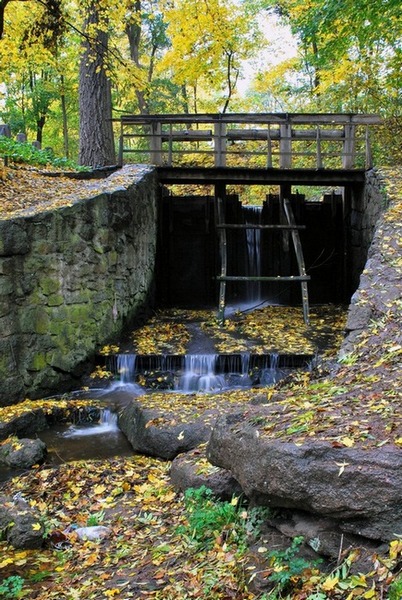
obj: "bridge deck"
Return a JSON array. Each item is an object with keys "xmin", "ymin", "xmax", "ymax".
[{"xmin": 156, "ymin": 166, "xmax": 366, "ymax": 185}]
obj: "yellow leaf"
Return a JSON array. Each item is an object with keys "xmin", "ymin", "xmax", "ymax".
[
  {"xmin": 341, "ymin": 436, "xmax": 355, "ymax": 447},
  {"xmin": 0, "ymin": 557, "xmax": 14, "ymax": 569},
  {"xmin": 32, "ymin": 522, "xmax": 41, "ymax": 531},
  {"xmin": 363, "ymin": 589, "xmax": 376, "ymax": 599},
  {"xmin": 93, "ymin": 484, "xmax": 106, "ymax": 495},
  {"xmin": 394, "ymin": 437, "xmax": 402, "ymax": 446},
  {"xmin": 389, "ymin": 539, "xmax": 402, "ymax": 560},
  {"xmin": 322, "ymin": 575, "xmax": 339, "ymax": 591}
]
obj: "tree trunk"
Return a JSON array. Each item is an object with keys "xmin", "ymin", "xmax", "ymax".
[
  {"xmin": 60, "ymin": 75, "xmax": 69, "ymax": 158},
  {"xmin": 125, "ymin": 0, "xmax": 149, "ymax": 115},
  {"xmin": 36, "ymin": 115, "xmax": 45, "ymax": 145},
  {"xmin": 78, "ymin": 1, "xmax": 115, "ymax": 167}
]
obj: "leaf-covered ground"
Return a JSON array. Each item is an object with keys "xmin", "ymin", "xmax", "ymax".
[
  {"xmin": 0, "ymin": 165, "xmax": 148, "ymax": 219},
  {"xmin": 126, "ymin": 304, "xmax": 347, "ymax": 357}
]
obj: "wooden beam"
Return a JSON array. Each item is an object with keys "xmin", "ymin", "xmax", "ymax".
[
  {"xmin": 157, "ymin": 166, "xmax": 367, "ymax": 185},
  {"xmin": 216, "ymin": 224, "xmax": 306, "ymax": 230}
]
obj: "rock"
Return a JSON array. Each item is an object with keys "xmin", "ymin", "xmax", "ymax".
[
  {"xmin": 0, "ymin": 409, "xmax": 48, "ymax": 441},
  {"xmin": 206, "ymin": 410, "xmax": 402, "ymax": 542},
  {"xmin": 0, "ymin": 496, "xmax": 44, "ymax": 549},
  {"xmin": 118, "ymin": 400, "xmax": 213, "ymax": 460},
  {"xmin": 345, "ymin": 303, "xmax": 372, "ymax": 333},
  {"xmin": 0, "ymin": 437, "xmax": 47, "ymax": 469},
  {"xmin": 170, "ymin": 446, "xmax": 242, "ymax": 500},
  {"xmin": 269, "ymin": 511, "xmax": 378, "ymax": 560}
]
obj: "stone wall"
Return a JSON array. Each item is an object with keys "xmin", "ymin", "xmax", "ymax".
[
  {"xmin": 342, "ymin": 167, "xmax": 398, "ymax": 353},
  {"xmin": 0, "ymin": 166, "xmax": 159, "ymax": 405},
  {"xmin": 349, "ymin": 168, "xmax": 388, "ymax": 287}
]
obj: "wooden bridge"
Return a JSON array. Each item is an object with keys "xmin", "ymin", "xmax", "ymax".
[{"xmin": 117, "ymin": 112, "xmax": 382, "ymax": 185}]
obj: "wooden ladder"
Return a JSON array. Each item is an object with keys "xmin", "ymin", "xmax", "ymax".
[{"xmin": 216, "ymin": 196, "xmax": 310, "ymax": 326}]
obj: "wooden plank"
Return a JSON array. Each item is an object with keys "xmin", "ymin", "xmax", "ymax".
[
  {"xmin": 156, "ymin": 166, "xmax": 367, "ymax": 185},
  {"xmin": 283, "ymin": 198, "xmax": 310, "ymax": 324},
  {"xmin": 216, "ymin": 224, "xmax": 306, "ymax": 230},
  {"xmin": 119, "ymin": 112, "xmax": 382, "ymax": 126},
  {"xmin": 217, "ymin": 275, "xmax": 311, "ymax": 281},
  {"xmin": 226, "ymin": 128, "xmax": 345, "ymax": 141},
  {"xmin": 161, "ymin": 130, "xmax": 213, "ymax": 142}
]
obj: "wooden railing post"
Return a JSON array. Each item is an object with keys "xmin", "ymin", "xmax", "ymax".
[
  {"xmin": 365, "ymin": 126, "xmax": 373, "ymax": 169},
  {"xmin": 342, "ymin": 124, "xmax": 356, "ymax": 169},
  {"xmin": 118, "ymin": 120, "xmax": 124, "ymax": 166},
  {"xmin": 214, "ymin": 121, "xmax": 227, "ymax": 167},
  {"xmin": 279, "ymin": 122, "xmax": 292, "ymax": 168},
  {"xmin": 266, "ymin": 124, "xmax": 273, "ymax": 168},
  {"xmin": 316, "ymin": 126, "xmax": 323, "ymax": 169},
  {"xmin": 150, "ymin": 121, "xmax": 162, "ymax": 165}
]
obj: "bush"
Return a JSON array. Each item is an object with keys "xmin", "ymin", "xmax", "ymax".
[{"xmin": 0, "ymin": 136, "xmax": 86, "ymax": 170}]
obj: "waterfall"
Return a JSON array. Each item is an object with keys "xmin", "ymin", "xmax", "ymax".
[
  {"xmin": 243, "ymin": 205, "xmax": 263, "ymax": 303},
  {"xmin": 63, "ymin": 408, "xmax": 119, "ymax": 438},
  {"xmin": 175, "ymin": 354, "xmax": 226, "ymax": 393},
  {"xmin": 260, "ymin": 352, "xmax": 281, "ymax": 385},
  {"xmin": 117, "ymin": 354, "xmax": 137, "ymax": 383}
]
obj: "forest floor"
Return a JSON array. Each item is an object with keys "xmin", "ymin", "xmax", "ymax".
[{"xmin": 1, "ymin": 167, "xmax": 402, "ymax": 598}]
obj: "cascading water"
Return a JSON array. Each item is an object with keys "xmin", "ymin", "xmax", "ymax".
[
  {"xmin": 260, "ymin": 353, "xmax": 281, "ymax": 385},
  {"xmin": 243, "ymin": 205, "xmax": 263, "ymax": 304},
  {"xmin": 63, "ymin": 408, "xmax": 119, "ymax": 438},
  {"xmin": 117, "ymin": 354, "xmax": 137, "ymax": 383},
  {"xmin": 106, "ymin": 351, "xmax": 296, "ymax": 394},
  {"xmin": 175, "ymin": 354, "xmax": 226, "ymax": 393}
]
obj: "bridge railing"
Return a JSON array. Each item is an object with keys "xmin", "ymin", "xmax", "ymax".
[{"xmin": 117, "ymin": 113, "xmax": 382, "ymax": 170}]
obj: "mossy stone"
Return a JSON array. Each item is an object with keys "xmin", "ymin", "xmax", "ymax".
[
  {"xmin": 31, "ymin": 353, "xmax": 48, "ymax": 371},
  {"xmin": 47, "ymin": 294, "xmax": 64, "ymax": 307},
  {"xmin": 40, "ymin": 277, "xmax": 60, "ymax": 296}
]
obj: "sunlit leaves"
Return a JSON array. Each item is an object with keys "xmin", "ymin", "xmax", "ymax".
[{"xmin": 132, "ymin": 318, "xmax": 191, "ymax": 354}]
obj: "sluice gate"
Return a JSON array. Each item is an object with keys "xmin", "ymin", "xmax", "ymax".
[{"xmin": 157, "ymin": 190, "xmax": 351, "ymax": 311}]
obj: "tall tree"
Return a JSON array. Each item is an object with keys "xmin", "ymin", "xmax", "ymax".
[
  {"xmin": 159, "ymin": 0, "xmax": 263, "ymax": 113},
  {"xmin": 78, "ymin": 1, "xmax": 115, "ymax": 166}
]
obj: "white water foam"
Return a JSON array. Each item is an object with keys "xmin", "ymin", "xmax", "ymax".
[
  {"xmin": 62, "ymin": 409, "xmax": 119, "ymax": 438},
  {"xmin": 175, "ymin": 354, "xmax": 226, "ymax": 393}
]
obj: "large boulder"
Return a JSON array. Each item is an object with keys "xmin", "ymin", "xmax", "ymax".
[{"xmin": 206, "ymin": 410, "xmax": 402, "ymax": 542}]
